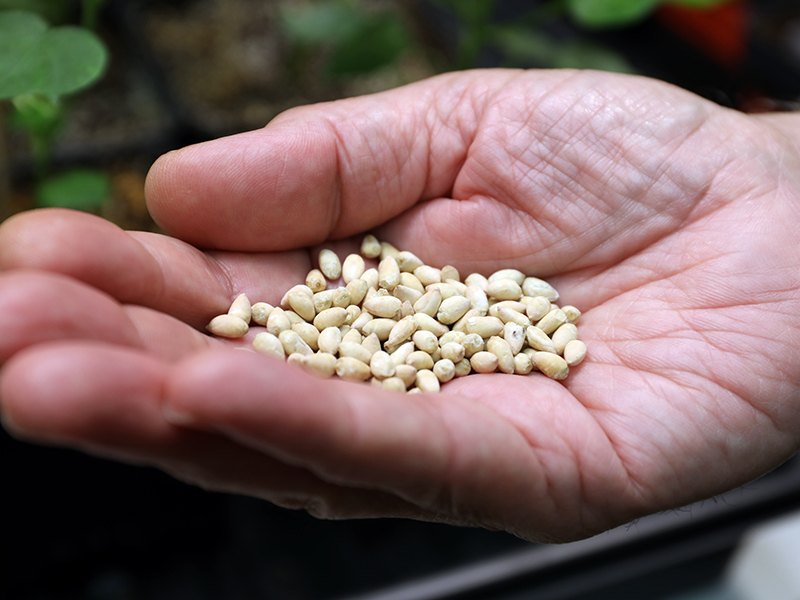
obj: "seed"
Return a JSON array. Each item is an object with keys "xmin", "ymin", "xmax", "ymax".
[
  {"xmin": 352, "ymin": 311, "xmax": 373, "ymax": 332},
  {"xmin": 342, "ymin": 253, "xmax": 366, "ymax": 283},
  {"xmin": 319, "ymin": 249, "xmax": 342, "ymax": 280},
  {"xmin": 437, "ymin": 296, "xmax": 471, "ymax": 325},
  {"xmin": 331, "ymin": 287, "xmax": 351, "ymax": 308},
  {"xmin": 464, "ymin": 316, "xmax": 504, "ymax": 338},
  {"xmin": 361, "ymin": 332, "xmax": 382, "ymax": 358},
  {"xmin": 427, "ymin": 282, "xmax": 460, "ymax": 300},
  {"xmin": 525, "ymin": 296, "xmax": 551, "ymax": 322},
  {"xmin": 341, "ymin": 327, "xmax": 363, "ymax": 345},
  {"xmin": 470, "ymin": 351, "xmax": 499, "ymax": 373},
  {"xmin": 284, "ymin": 310, "xmax": 305, "ymax": 325},
  {"xmin": 562, "ymin": 305, "xmax": 581, "ymax": 323},
  {"xmin": 346, "ymin": 278, "xmax": 369, "ymax": 306},
  {"xmin": 360, "ymin": 268, "xmax": 379, "ymax": 290},
  {"xmin": 440, "ymin": 341, "xmax": 465, "ymax": 363},
  {"xmin": 381, "ymin": 377, "xmax": 407, "ymax": 393},
  {"xmin": 489, "ymin": 269, "xmax": 526, "ymax": 285},
  {"xmin": 413, "ymin": 265, "xmax": 441, "ymax": 286},
  {"xmin": 390, "ymin": 342, "xmax": 416, "ymax": 367},
  {"xmin": 393, "ymin": 284, "xmax": 423, "ymax": 305},
  {"xmin": 267, "ymin": 307, "xmax": 291, "ymax": 336},
  {"xmin": 536, "ymin": 309, "xmax": 568, "ymax": 335},
  {"xmin": 532, "ymin": 352, "xmax": 569, "ymax": 380},
  {"xmin": 306, "ymin": 269, "xmax": 327, "ymax": 293},
  {"xmin": 465, "ymin": 284, "xmax": 489, "ymax": 314},
  {"xmin": 302, "ymin": 352, "xmax": 337, "ymax": 378},
  {"xmin": 486, "ymin": 278, "xmax": 523, "ymax": 301},
  {"xmin": 360, "ymin": 234, "xmax": 382, "ymax": 258},
  {"xmin": 464, "ymin": 272, "xmax": 488, "ymax": 291},
  {"xmin": 313, "ymin": 290, "xmax": 333, "ymax": 313},
  {"xmin": 287, "ymin": 352, "xmax": 306, "ymax": 368},
  {"xmin": 395, "ymin": 251, "xmax": 424, "ymax": 272},
  {"xmin": 413, "ymin": 312, "xmax": 449, "ymax": 337},
  {"xmin": 380, "ymin": 241, "xmax": 400, "ymax": 260},
  {"xmin": 551, "ymin": 323, "xmax": 579, "ymax": 355},
  {"xmin": 361, "ymin": 318, "xmax": 397, "ymax": 341},
  {"xmin": 227, "ymin": 293, "xmax": 252, "ymax": 324},
  {"xmin": 522, "ymin": 277, "xmax": 559, "ymax": 302},
  {"xmin": 487, "ymin": 336, "xmax": 515, "ymax": 374},
  {"xmin": 279, "ymin": 329, "xmax": 313, "ymax": 356},
  {"xmin": 378, "ymin": 256, "xmax": 401, "ymax": 290},
  {"xmin": 313, "ymin": 307, "xmax": 348, "ymax": 330},
  {"xmin": 250, "ymin": 302, "xmax": 274, "ymax": 326},
  {"xmin": 363, "ymin": 296, "xmax": 402, "ymax": 318},
  {"xmin": 454, "ymin": 358, "xmax": 472, "ymax": 377},
  {"xmin": 462, "ymin": 333, "xmax": 484, "ymax": 357},
  {"xmin": 503, "ymin": 321, "xmax": 525, "ymax": 355},
  {"xmin": 286, "ymin": 290, "xmax": 316, "ymax": 322},
  {"xmin": 514, "ymin": 352, "xmax": 533, "ymax": 375},
  {"xmin": 344, "ymin": 304, "xmax": 361, "ymax": 326},
  {"xmin": 525, "ymin": 325, "xmax": 557, "ymax": 354},
  {"xmin": 317, "ymin": 326, "xmax": 342, "ymax": 355},
  {"xmin": 335, "ymin": 357, "xmax": 371, "ymax": 381},
  {"xmin": 399, "ymin": 272, "xmax": 425, "ymax": 294},
  {"xmin": 564, "ymin": 339, "xmax": 587, "ymax": 366},
  {"xmin": 406, "ymin": 350, "xmax": 435, "ymax": 371},
  {"xmin": 489, "ymin": 301, "xmax": 527, "ymax": 318},
  {"xmin": 440, "ymin": 265, "xmax": 460, "ymax": 282},
  {"xmin": 394, "ymin": 363, "xmax": 418, "ymax": 387},
  {"xmin": 413, "ymin": 288, "xmax": 442, "ymax": 318},
  {"xmin": 415, "ymin": 369, "xmax": 440, "ymax": 393},
  {"xmin": 496, "ymin": 306, "xmax": 531, "ymax": 327},
  {"xmin": 412, "ymin": 329, "xmax": 438, "ymax": 354},
  {"xmin": 433, "ymin": 359, "xmax": 456, "ymax": 383},
  {"xmin": 387, "ymin": 316, "xmax": 417, "ymax": 349},
  {"xmin": 292, "ymin": 322, "xmax": 320, "ymax": 350},
  {"xmin": 338, "ymin": 342, "xmax": 372, "ymax": 364},
  {"xmin": 253, "ymin": 331, "xmax": 285, "ymax": 359},
  {"xmin": 370, "ymin": 351, "xmax": 395, "ymax": 379}
]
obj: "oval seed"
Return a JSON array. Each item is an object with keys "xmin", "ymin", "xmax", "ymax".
[
  {"xmin": 433, "ymin": 359, "xmax": 456, "ymax": 383},
  {"xmin": 440, "ymin": 265, "xmax": 460, "ymax": 282},
  {"xmin": 313, "ymin": 290, "xmax": 333, "ymax": 313},
  {"xmin": 488, "ymin": 269, "xmax": 526, "ymax": 285},
  {"xmin": 393, "ymin": 284, "xmax": 423, "ymax": 305},
  {"xmin": 317, "ymin": 326, "xmax": 342, "ymax": 355},
  {"xmin": 406, "ymin": 350, "xmax": 434, "ymax": 371},
  {"xmin": 413, "ymin": 312, "xmax": 449, "ymax": 337},
  {"xmin": 525, "ymin": 296, "xmax": 551, "ymax": 322},
  {"xmin": 313, "ymin": 307, "xmax": 348, "ymax": 330},
  {"xmin": 292, "ymin": 322, "xmax": 319, "ymax": 351},
  {"xmin": 370, "ymin": 351, "xmax": 395, "ymax": 379},
  {"xmin": 487, "ymin": 336, "xmax": 515, "ymax": 374},
  {"xmin": 363, "ymin": 295, "xmax": 402, "ymax": 318},
  {"xmin": 416, "ymin": 369, "xmax": 440, "ymax": 393},
  {"xmin": 495, "ymin": 306, "xmax": 531, "ymax": 327},
  {"xmin": 551, "ymin": 323, "xmax": 579, "ymax": 355},
  {"xmin": 342, "ymin": 253, "xmax": 366, "ymax": 283},
  {"xmin": 379, "ymin": 241, "xmax": 399, "ymax": 260},
  {"xmin": 335, "ymin": 357, "xmax": 371, "ymax": 381},
  {"xmin": 564, "ymin": 339, "xmax": 587, "ymax": 366},
  {"xmin": 536, "ymin": 308, "xmax": 568, "ymax": 335},
  {"xmin": 287, "ymin": 352, "xmax": 306, "ymax": 368},
  {"xmin": 464, "ymin": 316, "xmax": 504, "ymax": 338},
  {"xmin": 267, "ymin": 307, "xmax": 291, "ymax": 336},
  {"xmin": 503, "ymin": 321, "xmax": 525, "ymax": 355},
  {"xmin": 525, "ymin": 325, "xmax": 557, "ymax": 353},
  {"xmin": 250, "ymin": 302, "xmax": 274, "ymax": 326},
  {"xmin": 361, "ymin": 318, "xmax": 397, "ymax": 341},
  {"xmin": 413, "ymin": 265, "xmax": 441, "ymax": 286},
  {"xmin": 360, "ymin": 234, "xmax": 382, "ymax": 258},
  {"xmin": 413, "ymin": 288, "xmax": 442, "ymax": 318},
  {"xmin": 253, "ymin": 331, "xmax": 285, "ymax": 359},
  {"xmin": 360, "ymin": 268, "xmax": 379, "ymax": 290},
  {"xmin": 341, "ymin": 327, "xmax": 363, "ymax": 345},
  {"xmin": 344, "ymin": 304, "xmax": 361, "ymax": 326},
  {"xmin": 391, "ymin": 342, "xmax": 416, "ymax": 367},
  {"xmin": 437, "ymin": 296, "xmax": 471, "ymax": 325},
  {"xmin": 532, "ymin": 352, "xmax": 569, "ymax": 380},
  {"xmin": 562, "ymin": 305, "xmax": 581, "ymax": 323},
  {"xmin": 454, "ymin": 358, "xmax": 472, "ymax": 377},
  {"xmin": 394, "ymin": 364, "xmax": 418, "ymax": 387},
  {"xmin": 387, "ymin": 316, "xmax": 417, "ymax": 349},
  {"xmin": 513, "ymin": 352, "xmax": 533, "ymax": 375},
  {"xmin": 331, "ymin": 286, "xmax": 351, "ymax": 308},
  {"xmin": 361, "ymin": 332, "xmax": 382, "ymax": 358},
  {"xmin": 395, "ymin": 251, "xmax": 424, "ymax": 273},
  {"xmin": 465, "ymin": 284, "xmax": 489, "ymax": 314},
  {"xmin": 287, "ymin": 290, "xmax": 316, "ymax": 322},
  {"xmin": 227, "ymin": 293, "xmax": 252, "ymax": 324},
  {"xmin": 302, "ymin": 352, "xmax": 337, "ymax": 378},
  {"xmin": 464, "ymin": 272, "xmax": 489, "ymax": 291},
  {"xmin": 486, "ymin": 279, "xmax": 523, "ymax": 301},
  {"xmin": 470, "ymin": 351, "xmax": 499, "ymax": 373},
  {"xmin": 378, "ymin": 256, "xmax": 401, "ymax": 290},
  {"xmin": 412, "ymin": 329, "xmax": 438, "ymax": 354},
  {"xmin": 462, "ymin": 333, "xmax": 484, "ymax": 357},
  {"xmin": 319, "ymin": 249, "xmax": 342, "ymax": 280},
  {"xmin": 381, "ymin": 377, "xmax": 407, "ymax": 393},
  {"xmin": 522, "ymin": 277, "xmax": 559, "ymax": 302},
  {"xmin": 440, "ymin": 341, "xmax": 465, "ymax": 363},
  {"xmin": 279, "ymin": 329, "xmax": 313, "ymax": 356},
  {"xmin": 399, "ymin": 272, "xmax": 425, "ymax": 294},
  {"xmin": 306, "ymin": 269, "xmax": 327, "ymax": 293},
  {"xmin": 352, "ymin": 311, "xmax": 373, "ymax": 332},
  {"xmin": 346, "ymin": 279, "xmax": 369, "ymax": 307}
]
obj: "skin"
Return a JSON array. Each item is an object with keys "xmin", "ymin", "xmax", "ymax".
[{"xmin": 1, "ymin": 69, "xmax": 799, "ymax": 543}]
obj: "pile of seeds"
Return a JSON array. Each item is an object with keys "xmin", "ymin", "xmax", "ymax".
[{"xmin": 206, "ymin": 235, "xmax": 586, "ymax": 393}]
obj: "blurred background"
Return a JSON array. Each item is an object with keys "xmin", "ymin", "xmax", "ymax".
[{"xmin": 3, "ymin": 1, "xmax": 800, "ymax": 599}]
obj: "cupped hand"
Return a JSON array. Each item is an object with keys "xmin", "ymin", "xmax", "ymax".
[{"xmin": 2, "ymin": 69, "xmax": 800, "ymax": 543}]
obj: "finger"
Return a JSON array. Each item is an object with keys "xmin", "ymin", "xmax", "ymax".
[
  {"xmin": 0, "ymin": 342, "xmax": 427, "ymax": 519},
  {"xmin": 0, "ymin": 209, "xmax": 311, "ymax": 327},
  {"xmin": 145, "ymin": 70, "xmax": 522, "ymax": 250}
]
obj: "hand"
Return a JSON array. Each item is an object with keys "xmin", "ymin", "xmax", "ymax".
[{"xmin": 2, "ymin": 69, "xmax": 799, "ymax": 543}]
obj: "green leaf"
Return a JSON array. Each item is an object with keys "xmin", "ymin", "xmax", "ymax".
[
  {"xmin": 566, "ymin": 0, "xmax": 664, "ymax": 28},
  {"xmin": 279, "ymin": 1, "xmax": 365, "ymax": 46},
  {"xmin": 328, "ymin": 17, "xmax": 411, "ymax": 78},
  {"xmin": 35, "ymin": 168, "xmax": 111, "ymax": 211},
  {"xmin": 0, "ymin": 10, "xmax": 108, "ymax": 99}
]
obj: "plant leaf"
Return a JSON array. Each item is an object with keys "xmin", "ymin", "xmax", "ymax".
[
  {"xmin": 566, "ymin": 0, "xmax": 664, "ymax": 28},
  {"xmin": 0, "ymin": 10, "xmax": 107, "ymax": 99},
  {"xmin": 279, "ymin": 1, "xmax": 365, "ymax": 46},
  {"xmin": 35, "ymin": 168, "xmax": 111, "ymax": 211},
  {"xmin": 328, "ymin": 16, "xmax": 411, "ymax": 78}
]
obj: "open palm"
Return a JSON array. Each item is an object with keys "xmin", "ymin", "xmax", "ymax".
[{"xmin": 2, "ymin": 69, "xmax": 799, "ymax": 543}]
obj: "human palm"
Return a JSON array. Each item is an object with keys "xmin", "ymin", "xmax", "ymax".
[{"xmin": 2, "ymin": 69, "xmax": 799, "ymax": 543}]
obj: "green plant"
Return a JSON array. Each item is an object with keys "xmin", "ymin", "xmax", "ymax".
[{"xmin": 0, "ymin": 4, "xmax": 109, "ymax": 214}]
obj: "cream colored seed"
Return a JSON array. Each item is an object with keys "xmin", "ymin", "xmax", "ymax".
[
  {"xmin": 413, "ymin": 265, "xmax": 441, "ymax": 286},
  {"xmin": 454, "ymin": 358, "xmax": 472, "ymax": 377},
  {"xmin": 250, "ymin": 302, "xmax": 274, "ymax": 326},
  {"xmin": 317, "ymin": 326, "xmax": 342, "ymax": 355},
  {"xmin": 319, "ymin": 249, "xmax": 342, "ymax": 280},
  {"xmin": 346, "ymin": 278, "xmax": 369, "ymax": 306},
  {"xmin": 292, "ymin": 322, "xmax": 319, "ymax": 351},
  {"xmin": 393, "ymin": 284, "xmax": 423, "ymax": 305},
  {"xmin": 562, "ymin": 305, "xmax": 581, "ymax": 323},
  {"xmin": 536, "ymin": 308, "xmax": 568, "ymax": 335},
  {"xmin": 489, "ymin": 301, "xmax": 527, "ymax": 318},
  {"xmin": 465, "ymin": 284, "xmax": 489, "ymax": 314},
  {"xmin": 287, "ymin": 352, "xmax": 306, "ymax": 368},
  {"xmin": 413, "ymin": 288, "xmax": 442, "ymax": 318},
  {"xmin": 331, "ymin": 287, "xmax": 351, "ymax": 308},
  {"xmin": 279, "ymin": 329, "xmax": 313, "ymax": 356},
  {"xmin": 522, "ymin": 277, "xmax": 559, "ymax": 302},
  {"xmin": 470, "ymin": 351, "xmax": 499, "ymax": 373},
  {"xmin": 379, "ymin": 241, "xmax": 399, "ymax": 260},
  {"xmin": 342, "ymin": 253, "xmax": 366, "ymax": 284},
  {"xmin": 387, "ymin": 316, "xmax": 417, "ymax": 349},
  {"xmin": 363, "ymin": 295, "xmax": 402, "ymax": 318},
  {"xmin": 361, "ymin": 332, "xmax": 381, "ymax": 357},
  {"xmin": 488, "ymin": 268, "xmax": 526, "ymax": 285},
  {"xmin": 525, "ymin": 296, "xmax": 551, "ymax": 322},
  {"xmin": 437, "ymin": 295, "xmax": 470, "ymax": 325},
  {"xmin": 313, "ymin": 307, "xmax": 348, "ymax": 330},
  {"xmin": 391, "ymin": 342, "xmax": 416, "ymax": 368},
  {"xmin": 412, "ymin": 329, "xmax": 438, "ymax": 354},
  {"xmin": 338, "ymin": 342, "xmax": 372, "ymax": 364},
  {"xmin": 503, "ymin": 322, "xmax": 525, "ymax": 355},
  {"xmin": 267, "ymin": 307, "xmax": 291, "ymax": 336},
  {"xmin": 465, "ymin": 316, "xmax": 505, "ymax": 338},
  {"xmin": 352, "ymin": 311, "xmax": 373, "ymax": 332},
  {"xmin": 399, "ymin": 272, "xmax": 425, "ymax": 294},
  {"xmin": 462, "ymin": 333, "xmax": 484, "ymax": 357},
  {"xmin": 360, "ymin": 268, "xmax": 379, "ymax": 290},
  {"xmin": 427, "ymin": 282, "xmax": 460, "ymax": 300},
  {"xmin": 440, "ymin": 341, "xmax": 465, "ymax": 363},
  {"xmin": 281, "ymin": 285, "xmax": 313, "ymax": 308},
  {"xmin": 394, "ymin": 363, "xmax": 417, "ymax": 387},
  {"xmin": 284, "ymin": 310, "xmax": 305, "ymax": 325},
  {"xmin": 551, "ymin": 323, "xmax": 579, "ymax": 355},
  {"xmin": 306, "ymin": 269, "xmax": 327, "ymax": 293},
  {"xmin": 439, "ymin": 330, "xmax": 465, "ymax": 346},
  {"xmin": 344, "ymin": 304, "xmax": 361, "ymax": 326},
  {"xmin": 564, "ymin": 339, "xmax": 587, "ymax": 366},
  {"xmin": 464, "ymin": 272, "xmax": 488, "ymax": 291},
  {"xmin": 413, "ymin": 312, "xmax": 449, "ymax": 337},
  {"xmin": 361, "ymin": 318, "xmax": 397, "ymax": 341},
  {"xmin": 395, "ymin": 251, "xmax": 423, "ymax": 272},
  {"xmin": 416, "ymin": 369, "xmax": 440, "ymax": 393},
  {"xmin": 360, "ymin": 234, "xmax": 382, "ymax": 258},
  {"xmin": 313, "ymin": 290, "xmax": 333, "ymax": 313},
  {"xmin": 433, "ymin": 359, "xmax": 456, "ymax": 383},
  {"xmin": 440, "ymin": 265, "xmax": 460, "ymax": 282},
  {"xmin": 341, "ymin": 327, "xmax": 363, "ymax": 345},
  {"xmin": 252, "ymin": 331, "xmax": 285, "ymax": 359},
  {"xmin": 525, "ymin": 325, "xmax": 557, "ymax": 353},
  {"xmin": 532, "ymin": 352, "xmax": 569, "ymax": 380},
  {"xmin": 401, "ymin": 300, "xmax": 414, "ymax": 319},
  {"xmin": 381, "ymin": 377, "xmax": 407, "ymax": 393},
  {"xmin": 370, "ymin": 351, "xmax": 395, "ymax": 379},
  {"xmin": 302, "ymin": 352, "xmax": 337, "ymax": 378},
  {"xmin": 406, "ymin": 350, "xmax": 435, "ymax": 371},
  {"xmin": 487, "ymin": 336, "xmax": 515, "ymax": 374},
  {"xmin": 378, "ymin": 256, "xmax": 401, "ymax": 290},
  {"xmin": 335, "ymin": 357, "xmax": 372, "ymax": 381},
  {"xmin": 486, "ymin": 279, "xmax": 523, "ymax": 301},
  {"xmin": 514, "ymin": 352, "xmax": 533, "ymax": 375},
  {"xmin": 496, "ymin": 306, "xmax": 531, "ymax": 327},
  {"xmin": 407, "ymin": 387, "xmax": 422, "ymax": 394},
  {"xmin": 287, "ymin": 290, "xmax": 316, "ymax": 322},
  {"xmin": 444, "ymin": 279, "xmax": 467, "ymax": 295},
  {"xmin": 227, "ymin": 293, "xmax": 252, "ymax": 324}
]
